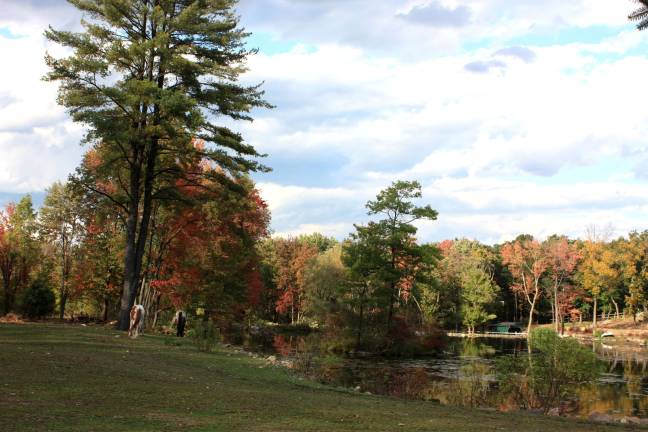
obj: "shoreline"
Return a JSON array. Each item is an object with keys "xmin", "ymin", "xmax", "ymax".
[{"xmin": 2, "ymin": 322, "xmax": 644, "ymax": 431}]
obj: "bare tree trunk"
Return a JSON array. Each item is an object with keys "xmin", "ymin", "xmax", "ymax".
[
  {"xmin": 527, "ymin": 302, "xmax": 535, "ymax": 335},
  {"xmin": 592, "ymin": 295, "xmax": 598, "ymax": 334},
  {"xmin": 611, "ymin": 298, "xmax": 619, "ymax": 320},
  {"xmin": 151, "ymin": 291, "xmax": 162, "ymax": 328},
  {"xmin": 553, "ymin": 282, "xmax": 559, "ymax": 332},
  {"xmin": 102, "ymin": 296, "xmax": 109, "ymax": 322},
  {"xmin": 513, "ymin": 291, "xmax": 518, "ymax": 322},
  {"xmin": 527, "ymin": 289, "xmax": 539, "ymax": 336}
]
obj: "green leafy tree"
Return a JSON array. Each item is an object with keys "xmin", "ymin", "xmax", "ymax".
[
  {"xmin": 72, "ymin": 203, "xmax": 124, "ymax": 321},
  {"xmin": 302, "ymin": 244, "xmax": 348, "ymax": 324},
  {"xmin": 297, "ymin": 233, "xmax": 338, "ymax": 253},
  {"xmin": 580, "ymin": 240, "xmax": 622, "ymax": 332},
  {"xmin": 435, "ymin": 239, "xmax": 500, "ymax": 330},
  {"xmin": 39, "ymin": 182, "xmax": 84, "ymax": 319},
  {"xmin": 45, "ymin": 0, "xmax": 271, "ymax": 330},
  {"xmin": 460, "ymin": 266, "xmax": 497, "ymax": 334},
  {"xmin": 620, "ymin": 231, "xmax": 648, "ymax": 323}
]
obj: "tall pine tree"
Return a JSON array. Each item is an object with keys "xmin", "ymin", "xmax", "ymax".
[
  {"xmin": 349, "ymin": 181, "xmax": 438, "ymax": 331},
  {"xmin": 45, "ymin": 0, "xmax": 270, "ymax": 329}
]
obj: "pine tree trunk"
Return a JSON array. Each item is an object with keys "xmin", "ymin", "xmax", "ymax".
[
  {"xmin": 117, "ymin": 4, "xmax": 151, "ymax": 331},
  {"xmin": 118, "ymin": 202, "xmax": 140, "ymax": 330}
]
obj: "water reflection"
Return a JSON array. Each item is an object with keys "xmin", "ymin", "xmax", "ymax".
[
  {"xmin": 577, "ymin": 344, "xmax": 648, "ymax": 418},
  {"xmin": 227, "ymin": 329, "xmax": 648, "ymax": 419}
]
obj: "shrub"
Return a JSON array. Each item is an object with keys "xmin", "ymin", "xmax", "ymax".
[
  {"xmin": 497, "ymin": 328, "xmax": 601, "ymax": 413},
  {"xmin": 21, "ymin": 278, "xmax": 55, "ymax": 319},
  {"xmin": 163, "ymin": 336, "xmax": 182, "ymax": 347},
  {"xmin": 192, "ymin": 319, "xmax": 220, "ymax": 352}
]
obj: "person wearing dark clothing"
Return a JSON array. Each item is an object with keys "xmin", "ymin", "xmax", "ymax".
[{"xmin": 177, "ymin": 311, "xmax": 186, "ymax": 337}]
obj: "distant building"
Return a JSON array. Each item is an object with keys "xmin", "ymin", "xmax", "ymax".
[{"xmin": 487, "ymin": 322, "xmax": 523, "ymax": 333}]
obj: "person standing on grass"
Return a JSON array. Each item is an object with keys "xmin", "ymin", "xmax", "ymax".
[{"xmin": 172, "ymin": 311, "xmax": 187, "ymax": 337}]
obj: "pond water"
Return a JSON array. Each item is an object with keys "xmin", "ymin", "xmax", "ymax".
[{"xmin": 227, "ymin": 330, "xmax": 648, "ymax": 420}]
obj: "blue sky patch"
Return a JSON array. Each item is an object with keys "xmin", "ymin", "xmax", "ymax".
[
  {"xmin": 0, "ymin": 27, "xmax": 26, "ymax": 39},
  {"xmin": 246, "ymin": 31, "xmax": 309, "ymax": 55},
  {"xmin": 507, "ymin": 25, "xmax": 626, "ymax": 47}
]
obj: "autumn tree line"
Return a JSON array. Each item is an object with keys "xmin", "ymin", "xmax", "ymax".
[
  {"xmin": 254, "ymin": 182, "xmax": 648, "ymax": 352},
  {"xmin": 2, "ymin": 178, "xmax": 647, "ymax": 353},
  {"xmin": 0, "ymin": 174, "xmax": 270, "ymax": 326}
]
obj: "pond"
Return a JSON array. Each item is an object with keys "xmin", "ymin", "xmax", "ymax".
[{"xmin": 226, "ymin": 329, "xmax": 648, "ymax": 420}]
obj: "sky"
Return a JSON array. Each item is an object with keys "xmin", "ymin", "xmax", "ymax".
[{"xmin": 1, "ymin": 0, "xmax": 648, "ymax": 244}]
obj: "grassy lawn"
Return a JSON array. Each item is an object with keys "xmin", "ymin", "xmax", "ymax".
[{"xmin": 0, "ymin": 323, "xmax": 640, "ymax": 432}]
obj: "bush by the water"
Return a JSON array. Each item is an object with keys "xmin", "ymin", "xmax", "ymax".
[
  {"xmin": 497, "ymin": 328, "xmax": 601, "ymax": 413},
  {"xmin": 20, "ymin": 278, "xmax": 55, "ymax": 319}
]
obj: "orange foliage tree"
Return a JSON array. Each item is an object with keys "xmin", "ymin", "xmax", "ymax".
[
  {"xmin": 501, "ymin": 237, "xmax": 548, "ymax": 334},
  {"xmin": 543, "ymin": 236, "xmax": 581, "ymax": 333},
  {"xmin": 272, "ymin": 238, "xmax": 319, "ymax": 323}
]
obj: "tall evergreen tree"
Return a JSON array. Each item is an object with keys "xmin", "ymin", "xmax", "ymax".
[
  {"xmin": 629, "ymin": 0, "xmax": 648, "ymax": 30},
  {"xmin": 351, "ymin": 180, "xmax": 438, "ymax": 331},
  {"xmin": 45, "ymin": 0, "xmax": 270, "ymax": 329}
]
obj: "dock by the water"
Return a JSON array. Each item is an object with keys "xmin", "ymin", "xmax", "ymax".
[{"xmin": 448, "ymin": 332, "xmax": 527, "ymax": 339}]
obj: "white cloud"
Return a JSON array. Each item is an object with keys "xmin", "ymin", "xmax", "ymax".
[
  {"xmin": 243, "ymin": 30, "xmax": 648, "ymax": 178},
  {"xmin": 2, "ymin": 0, "xmax": 647, "ymax": 244},
  {"xmin": 272, "ymin": 223, "xmax": 352, "ymax": 239},
  {"xmin": 258, "ymin": 177, "xmax": 648, "ymax": 245},
  {"xmin": 243, "ymin": 27, "xmax": 648, "ymax": 243},
  {"xmin": 238, "ymin": 0, "xmax": 635, "ymax": 57}
]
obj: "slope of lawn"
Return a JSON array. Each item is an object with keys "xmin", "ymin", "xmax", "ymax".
[{"xmin": 0, "ymin": 323, "xmax": 640, "ymax": 432}]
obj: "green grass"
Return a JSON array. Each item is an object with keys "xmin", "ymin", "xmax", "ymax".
[{"xmin": 0, "ymin": 323, "xmax": 638, "ymax": 432}]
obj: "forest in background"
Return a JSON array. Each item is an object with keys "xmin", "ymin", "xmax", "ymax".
[{"xmin": 1, "ymin": 178, "xmax": 647, "ymax": 354}]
